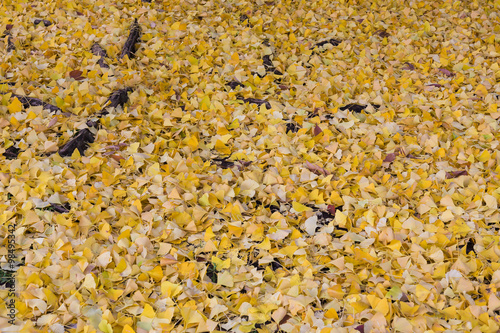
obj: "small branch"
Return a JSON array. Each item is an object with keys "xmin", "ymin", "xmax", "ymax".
[{"xmin": 120, "ymin": 18, "xmax": 141, "ymax": 59}]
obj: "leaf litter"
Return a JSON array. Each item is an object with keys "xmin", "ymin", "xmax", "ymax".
[{"xmin": 1, "ymin": 0, "xmax": 500, "ymax": 332}]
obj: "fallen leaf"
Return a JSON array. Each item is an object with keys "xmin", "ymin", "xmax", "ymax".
[
  {"xmin": 313, "ymin": 124, "xmax": 322, "ymax": 136},
  {"xmin": 383, "ymin": 153, "xmax": 396, "ymax": 162},
  {"xmin": 304, "ymin": 161, "xmax": 329, "ymax": 176},
  {"xmin": 402, "ymin": 62, "xmax": 415, "ymax": 70},
  {"xmin": 69, "ymin": 70, "xmax": 84, "ymax": 80},
  {"xmin": 438, "ymin": 68, "xmax": 454, "ymax": 76},
  {"xmin": 445, "ymin": 170, "xmax": 468, "ymax": 179}
]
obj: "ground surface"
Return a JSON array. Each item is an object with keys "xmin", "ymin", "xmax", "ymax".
[{"xmin": 1, "ymin": 0, "xmax": 500, "ymax": 332}]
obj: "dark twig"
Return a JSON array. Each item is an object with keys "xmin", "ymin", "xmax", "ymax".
[
  {"xmin": 211, "ymin": 157, "xmax": 235, "ymax": 169},
  {"xmin": 286, "ymin": 122, "xmax": 300, "ymax": 133},
  {"xmin": 238, "ymin": 96, "xmax": 271, "ymax": 109},
  {"xmin": 58, "ymin": 128, "xmax": 95, "ymax": 157},
  {"xmin": 9, "ymin": 93, "xmax": 61, "ymax": 113},
  {"xmin": 4, "ymin": 31, "xmax": 15, "ymax": 52},
  {"xmin": 91, "ymin": 43, "xmax": 109, "ymax": 68},
  {"xmin": 262, "ymin": 55, "xmax": 283, "ymax": 78},
  {"xmin": 99, "ymin": 87, "xmax": 133, "ymax": 115},
  {"xmin": 339, "ymin": 104, "xmax": 380, "ymax": 113},
  {"xmin": 227, "ymin": 80, "xmax": 245, "ymax": 90},
  {"xmin": 120, "ymin": 18, "xmax": 141, "ymax": 59},
  {"xmin": 305, "ymin": 38, "xmax": 343, "ymax": 68},
  {"xmin": 314, "ymin": 38, "xmax": 342, "ymax": 49},
  {"xmin": 3, "ymin": 146, "xmax": 20, "ymax": 159}
]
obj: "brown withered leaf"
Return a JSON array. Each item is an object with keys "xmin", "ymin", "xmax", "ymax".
[
  {"xmin": 375, "ymin": 29, "xmax": 390, "ymax": 37},
  {"xmin": 383, "ymin": 153, "xmax": 396, "ymax": 162},
  {"xmin": 438, "ymin": 68, "xmax": 455, "ymax": 77},
  {"xmin": 237, "ymin": 160, "xmax": 252, "ymax": 170},
  {"xmin": 446, "ymin": 170, "xmax": 468, "ymax": 179},
  {"xmin": 327, "ymin": 205, "xmax": 338, "ymax": 215},
  {"xmin": 69, "ymin": 70, "xmax": 84, "ymax": 80},
  {"xmin": 313, "ymin": 124, "xmax": 323, "ymax": 136},
  {"xmin": 279, "ymin": 314, "xmax": 292, "ymax": 326},
  {"xmin": 304, "ymin": 161, "xmax": 329, "ymax": 176},
  {"xmin": 91, "ymin": 43, "xmax": 108, "ymax": 57},
  {"xmin": 110, "ymin": 154, "xmax": 124, "ymax": 162}
]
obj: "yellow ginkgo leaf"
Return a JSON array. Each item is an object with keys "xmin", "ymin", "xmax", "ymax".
[{"xmin": 8, "ymin": 97, "xmax": 22, "ymax": 113}]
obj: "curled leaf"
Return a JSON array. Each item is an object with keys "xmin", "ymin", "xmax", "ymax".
[
  {"xmin": 304, "ymin": 161, "xmax": 329, "ymax": 176},
  {"xmin": 438, "ymin": 68, "xmax": 455, "ymax": 77},
  {"xmin": 160, "ymin": 254, "xmax": 178, "ymax": 265},
  {"xmin": 445, "ymin": 170, "xmax": 468, "ymax": 179},
  {"xmin": 263, "ymin": 55, "xmax": 275, "ymax": 71}
]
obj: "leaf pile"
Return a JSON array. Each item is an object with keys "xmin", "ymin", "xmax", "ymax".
[{"xmin": 1, "ymin": 0, "xmax": 500, "ymax": 332}]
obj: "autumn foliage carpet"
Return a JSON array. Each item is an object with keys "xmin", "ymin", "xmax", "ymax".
[{"xmin": 1, "ymin": 0, "xmax": 500, "ymax": 332}]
